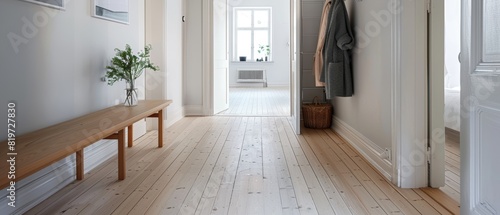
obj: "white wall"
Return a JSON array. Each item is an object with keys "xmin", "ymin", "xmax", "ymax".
[
  {"xmin": 145, "ymin": 0, "xmax": 166, "ymax": 102},
  {"xmin": 329, "ymin": 0, "xmax": 429, "ymax": 187},
  {"xmin": 326, "ymin": 0, "xmax": 394, "ymax": 182},
  {"xmin": 228, "ymin": 0, "xmax": 290, "ymax": 87},
  {"xmin": 145, "ymin": 0, "xmax": 165, "ymax": 130},
  {"xmin": 444, "ymin": 0, "xmax": 461, "ymax": 131},
  {"xmin": 0, "ymin": 0, "xmax": 144, "ymax": 213},
  {"xmin": 335, "ymin": 0, "xmax": 393, "ymax": 151},
  {"xmin": 445, "ymin": 0, "xmax": 461, "ymax": 89}
]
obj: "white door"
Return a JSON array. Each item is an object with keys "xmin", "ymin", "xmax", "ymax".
[
  {"xmin": 213, "ymin": 0, "xmax": 229, "ymax": 114},
  {"xmin": 461, "ymin": 0, "xmax": 500, "ymax": 213},
  {"xmin": 290, "ymin": 0, "xmax": 301, "ymax": 134}
]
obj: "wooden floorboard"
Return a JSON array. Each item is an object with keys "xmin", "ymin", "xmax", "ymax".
[
  {"xmin": 218, "ymin": 87, "xmax": 290, "ymax": 116},
  {"xmin": 27, "ymin": 116, "xmax": 459, "ymax": 215},
  {"xmin": 25, "ymin": 131, "xmax": 159, "ymax": 215},
  {"xmin": 440, "ymin": 131, "xmax": 461, "ymax": 205},
  {"xmin": 323, "ymin": 130, "xmax": 423, "ymax": 215},
  {"xmin": 415, "ymin": 129, "xmax": 461, "ymax": 215}
]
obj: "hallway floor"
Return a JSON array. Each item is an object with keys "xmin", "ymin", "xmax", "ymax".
[
  {"xmin": 441, "ymin": 130, "xmax": 460, "ymax": 203},
  {"xmin": 27, "ymin": 117, "xmax": 458, "ymax": 214},
  {"xmin": 217, "ymin": 87, "xmax": 290, "ymax": 116}
]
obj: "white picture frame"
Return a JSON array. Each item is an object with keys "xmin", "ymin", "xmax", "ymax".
[
  {"xmin": 21, "ymin": 0, "xmax": 65, "ymax": 10},
  {"xmin": 92, "ymin": 0, "xmax": 129, "ymax": 25}
]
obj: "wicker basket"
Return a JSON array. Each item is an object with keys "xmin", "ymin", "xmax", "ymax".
[{"xmin": 302, "ymin": 97, "xmax": 333, "ymax": 129}]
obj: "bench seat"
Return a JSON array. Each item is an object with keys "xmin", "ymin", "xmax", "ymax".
[{"xmin": 0, "ymin": 100, "xmax": 172, "ymax": 189}]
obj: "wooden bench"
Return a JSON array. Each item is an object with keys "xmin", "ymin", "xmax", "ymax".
[{"xmin": 0, "ymin": 100, "xmax": 172, "ymax": 189}]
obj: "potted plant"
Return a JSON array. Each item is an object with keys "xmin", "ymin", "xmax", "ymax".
[
  {"xmin": 105, "ymin": 44, "xmax": 159, "ymax": 106},
  {"xmin": 258, "ymin": 44, "xmax": 270, "ymax": 61}
]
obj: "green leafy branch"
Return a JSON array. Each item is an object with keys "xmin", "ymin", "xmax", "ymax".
[{"xmin": 105, "ymin": 44, "xmax": 159, "ymax": 86}]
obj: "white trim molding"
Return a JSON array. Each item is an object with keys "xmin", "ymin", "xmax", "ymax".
[
  {"xmin": 333, "ymin": 117, "xmax": 393, "ymax": 180},
  {"xmin": 427, "ymin": 0, "xmax": 446, "ymax": 188},
  {"xmin": 390, "ymin": 0, "xmax": 402, "ymax": 187},
  {"xmin": 460, "ymin": 0, "xmax": 473, "ymax": 211},
  {"xmin": 392, "ymin": 0, "xmax": 429, "ymax": 188},
  {"xmin": 202, "ymin": 0, "xmax": 214, "ymax": 116}
]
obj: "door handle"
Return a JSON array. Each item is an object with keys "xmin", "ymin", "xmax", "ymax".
[{"xmin": 458, "ymin": 52, "xmax": 461, "ymax": 63}]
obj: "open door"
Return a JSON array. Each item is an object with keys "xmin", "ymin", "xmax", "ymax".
[
  {"xmin": 290, "ymin": 0, "xmax": 301, "ymax": 134},
  {"xmin": 461, "ymin": 0, "xmax": 500, "ymax": 213},
  {"xmin": 213, "ymin": 0, "xmax": 229, "ymax": 114}
]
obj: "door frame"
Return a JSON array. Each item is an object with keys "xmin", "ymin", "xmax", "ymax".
[
  {"xmin": 392, "ymin": 0, "xmax": 429, "ymax": 188},
  {"xmin": 290, "ymin": 0, "xmax": 301, "ymax": 134},
  {"xmin": 202, "ymin": 0, "xmax": 214, "ymax": 115},
  {"xmin": 460, "ymin": 0, "xmax": 472, "ymax": 210},
  {"xmin": 428, "ymin": 0, "xmax": 446, "ymax": 188},
  {"xmin": 202, "ymin": 0, "xmax": 298, "ymax": 119}
]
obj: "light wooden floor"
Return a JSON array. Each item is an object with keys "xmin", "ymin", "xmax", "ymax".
[
  {"xmin": 217, "ymin": 87, "xmax": 290, "ymax": 116},
  {"xmin": 441, "ymin": 130, "xmax": 460, "ymax": 203},
  {"xmin": 27, "ymin": 117, "xmax": 459, "ymax": 215}
]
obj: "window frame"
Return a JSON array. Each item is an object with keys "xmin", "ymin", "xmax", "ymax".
[{"xmin": 233, "ymin": 7, "xmax": 272, "ymax": 62}]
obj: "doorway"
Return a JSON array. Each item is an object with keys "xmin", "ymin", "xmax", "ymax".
[
  {"xmin": 441, "ymin": 0, "xmax": 461, "ymax": 203},
  {"xmin": 429, "ymin": 0, "xmax": 461, "ymax": 203},
  {"xmin": 214, "ymin": 0, "xmax": 292, "ymax": 117}
]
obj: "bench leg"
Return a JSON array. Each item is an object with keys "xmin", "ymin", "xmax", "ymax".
[
  {"xmin": 147, "ymin": 110, "xmax": 164, "ymax": 148},
  {"xmin": 158, "ymin": 110, "xmax": 163, "ymax": 148},
  {"xmin": 118, "ymin": 129, "xmax": 126, "ymax": 180},
  {"xmin": 128, "ymin": 124, "xmax": 133, "ymax": 148},
  {"xmin": 76, "ymin": 150, "xmax": 84, "ymax": 180}
]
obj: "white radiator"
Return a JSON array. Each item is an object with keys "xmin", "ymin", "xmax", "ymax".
[{"xmin": 237, "ymin": 69, "xmax": 267, "ymax": 87}]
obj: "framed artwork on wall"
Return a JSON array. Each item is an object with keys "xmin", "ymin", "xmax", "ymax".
[
  {"xmin": 92, "ymin": 0, "xmax": 129, "ymax": 24},
  {"xmin": 21, "ymin": 0, "xmax": 64, "ymax": 10}
]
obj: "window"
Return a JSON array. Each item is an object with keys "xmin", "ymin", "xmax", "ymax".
[{"xmin": 233, "ymin": 8, "xmax": 272, "ymax": 61}]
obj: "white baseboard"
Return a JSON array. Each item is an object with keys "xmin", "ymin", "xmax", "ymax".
[
  {"xmin": 184, "ymin": 105, "xmax": 204, "ymax": 116},
  {"xmin": 332, "ymin": 117, "xmax": 393, "ymax": 181}
]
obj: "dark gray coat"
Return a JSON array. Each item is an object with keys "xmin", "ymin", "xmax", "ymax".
[{"xmin": 320, "ymin": 0, "xmax": 355, "ymax": 98}]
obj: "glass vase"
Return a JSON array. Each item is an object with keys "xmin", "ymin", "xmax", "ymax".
[{"xmin": 124, "ymin": 81, "xmax": 138, "ymax": 106}]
